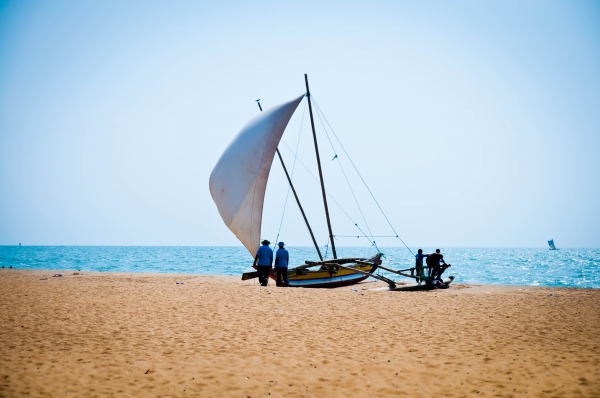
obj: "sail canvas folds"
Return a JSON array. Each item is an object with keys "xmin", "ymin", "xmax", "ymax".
[{"xmin": 209, "ymin": 95, "xmax": 304, "ymax": 256}]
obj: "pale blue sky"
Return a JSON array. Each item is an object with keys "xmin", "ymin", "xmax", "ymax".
[{"xmin": 1, "ymin": 0, "xmax": 599, "ymax": 248}]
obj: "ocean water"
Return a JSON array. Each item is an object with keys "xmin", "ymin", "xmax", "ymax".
[{"xmin": 0, "ymin": 246, "xmax": 598, "ymax": 289}]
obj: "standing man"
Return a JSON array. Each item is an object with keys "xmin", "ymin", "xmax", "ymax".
[
  {"xmin": 275, "ymin": 242, "xmax": 290, "ymax": 287},
  {"xmin": 413, "ymin": 249, "xmax": 428, "ymax": 282},
  {"xmin": 253, "ymin": 239, "xmax": 273, "ymax": 287}
]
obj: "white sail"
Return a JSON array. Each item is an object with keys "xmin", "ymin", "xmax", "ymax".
[{"xmin": 209, "ymin": 95, "xmax": 304, "ymax": 256}]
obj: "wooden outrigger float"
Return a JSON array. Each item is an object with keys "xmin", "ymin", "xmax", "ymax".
[{"xmin": 377, "ymin": 264, "xmax": 455, "ymax": 290}]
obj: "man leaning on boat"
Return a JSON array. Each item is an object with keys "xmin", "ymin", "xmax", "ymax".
[
  {"xmin": 427, "ymin": 249, "xmax": 451, "ymax": 282},
  {"xmin": 253, "ymin": 240, "xmax": 273, "ymax": 286}
]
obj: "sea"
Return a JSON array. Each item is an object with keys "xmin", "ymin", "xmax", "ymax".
[{"xmin": 0, "ymin": 246, "xmax": 598, "ymax": 289}]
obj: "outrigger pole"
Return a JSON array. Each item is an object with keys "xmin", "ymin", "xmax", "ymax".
[
  {"xmin": 276, "ymin": 149, "xmax": 324, "ymax": 261},
  {"xmin": 336, "ymin": 264, "xmax": 396, "ymax": 289},
  {"xmin": 305, "ymin": 73, "xmax": 337, "ymax": 259}
]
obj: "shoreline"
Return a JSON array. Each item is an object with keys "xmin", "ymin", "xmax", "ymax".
[
  {"xmin": 2, "ymin": 268, "xmax": 597, "ymax": 290},
  {"xmin": 2, "ymin": 246, "xmax": 598, "ymax": 290},
  {"xmin": 1, "ymin": 270, "xmax": 599, "ymax": 396}
]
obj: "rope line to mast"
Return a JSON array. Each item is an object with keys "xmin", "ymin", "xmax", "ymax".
[
  {"xmin": 293, "ymin": 244, "xmax": 324, "ymax": 259},
  {"xmin": 312, "ymin": 101, "xmax": 377, "ymax": 249},
  {"xmin": 334, "ymin": 235, "xmax": 399, "ymax": 238},
  {"xmin": 279, "ymin": 140, "xmax": 375, "ymax": 248},
  {"xmin": 311, "ymin": 97, "xmax": 415, "ymax": 257}
]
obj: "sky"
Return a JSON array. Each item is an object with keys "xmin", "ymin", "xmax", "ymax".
[{"xmin": 0, "ymin": 0, "xmax": 599, "ymax": 248}]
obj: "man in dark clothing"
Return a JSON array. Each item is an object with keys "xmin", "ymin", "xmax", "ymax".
[
  {"xmin": 253, "ymin": 239, "xmax": 273, "ymax": 286},
  {"xmin": 275, "ymin": 242, "xmax": 290, "ymax": 287},
  {"xmin": 427, "ymin": 249, "xmax": 449, "ymax": 281}
]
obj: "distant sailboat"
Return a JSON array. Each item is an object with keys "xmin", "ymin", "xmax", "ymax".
[{"xmin": 548, "ymin": 239, "xmax": 557, "ymax": 250}]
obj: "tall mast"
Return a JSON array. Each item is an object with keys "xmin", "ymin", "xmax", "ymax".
[
  {"xmin": 305, "ymin": 74, "xmax": 337, "ymax": 259},
  {"xmin": 276, "ymin": 149, "xmax": 323, "ymax": 261}
]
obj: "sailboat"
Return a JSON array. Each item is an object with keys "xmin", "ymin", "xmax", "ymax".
[
  {"xmin": 548, "ymin": 239, "xmax": 557, "ymax": 250},
  {"xmin": 209, "ymin": 74, "xmax": 395, "ymax": 289}
]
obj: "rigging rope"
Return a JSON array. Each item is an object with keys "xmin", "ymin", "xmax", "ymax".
[
  {"xmin": 278, "ymin": 140, "xmax": 375, "ymax": 248},
  {"xmin": 334, "ymin": 235, "xmax": 399, "ymax": 238},
  {"xmin": 312, "ymin": 100, "xmax": 378, "ymax": 249},
  {"xmin": 311, "ymin": 96, "xmax": 415, "ymax": 257},
  {"xmin": 294, "ymin": 244, "xmax": 323, "ymax": 259}
]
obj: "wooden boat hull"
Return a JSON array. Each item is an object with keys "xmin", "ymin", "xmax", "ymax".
[{"xmin": 265, "ymin": 253, "xmax": 382, "ymax": 288}]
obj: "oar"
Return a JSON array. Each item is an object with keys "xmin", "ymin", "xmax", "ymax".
[
  {"xmin": 377, "ymin": 264, "xmax": 451, "ymax": 281},
  {"xmin": 335, "ymin": 264, "xmax": 396, "ymax": 289},
  {"xmin": 241, "ymin": 271, "xmax": 258, "ymax": 281},
  {"xmin": 295, "ymin": 257, "xmax": 367, "ymax": 270},
  {"xmin": 376, "ymin": 264, "xmax": 419, "ymax": 279},
  {"xmin": 295, "ymin": 262, "xmax": 345, "ymax": 270}
]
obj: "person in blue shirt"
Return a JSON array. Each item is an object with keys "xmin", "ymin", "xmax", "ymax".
[
  {"xmin": 274, "ymin": 242, "xmax": 290, "ymax": 287},
  {"xmin": 413, "ymin": 249, "xmax": 428, "ymax": 282},
  {"xmin": 253, "ymin": 239, "xmax": 273, "ymax": 286}
]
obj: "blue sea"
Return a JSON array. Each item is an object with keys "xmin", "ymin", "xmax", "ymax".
[{"xmin": 0, "ymin": 246, "xmax": 598, "ymax": 289}]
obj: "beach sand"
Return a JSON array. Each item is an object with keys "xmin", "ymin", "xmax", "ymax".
[{"xmin": 0, "ymin": 270, "xmax": 598, "ymax": 397}]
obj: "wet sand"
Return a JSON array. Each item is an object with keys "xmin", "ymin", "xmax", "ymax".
[{"xmin": 0, "ymin": 270, "xmax": 598, "ymax": 397}]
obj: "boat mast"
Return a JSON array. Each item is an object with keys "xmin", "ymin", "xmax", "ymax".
[
  {"xmin": 276, "ymin": 150, "xmax": 324, "ymax": 261},
  {"xmin": 305, "ymin": 74, "xmax": 337, "ymax": 259}
]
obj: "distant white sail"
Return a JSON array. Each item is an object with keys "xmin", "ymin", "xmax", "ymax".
[
  {"xmin": 209, "ymin": 95, "xmax": 304, "ymax": 256},
  {"xmin": 548, "ymin": 239, "xmax": 556, "ymax": 250}
]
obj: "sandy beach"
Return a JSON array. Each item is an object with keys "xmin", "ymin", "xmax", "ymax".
[{"xmin": 0, "ymin": 270, "xmax": 598, "ymax": 397}]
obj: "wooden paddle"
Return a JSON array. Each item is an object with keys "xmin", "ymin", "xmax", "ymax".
[
  {"xmin": 335, "ymin": 264, "xmax": 396, "ymax": 289},
  {"xmin": 241, "ymin": 271, "xmax": 258, "ymax": 281}
]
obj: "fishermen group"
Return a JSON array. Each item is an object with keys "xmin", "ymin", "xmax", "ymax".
[
  {"xmin": 252, "ymin": 239, "xmax": 289, "ymax": 287},
  {"xmin": 413, "ymin": 248, "xmax": 451, "ymax": 286}
]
